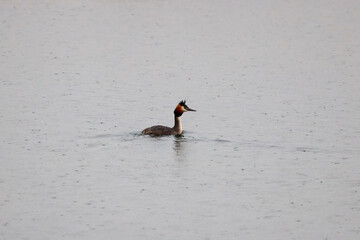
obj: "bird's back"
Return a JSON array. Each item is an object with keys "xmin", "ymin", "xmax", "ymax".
[{"xmin": 142, "ymin": 125, "xmax": 176, "ymax": 136}]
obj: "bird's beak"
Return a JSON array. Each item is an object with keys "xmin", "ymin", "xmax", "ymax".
[{"xmin": 185, "ymin": 106, "xmax": 196, "ymax": 112}]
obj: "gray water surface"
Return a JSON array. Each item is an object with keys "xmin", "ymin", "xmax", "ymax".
[{"xmin": 1, "ymin": 1, "xmax": 360, "ymax": 239}]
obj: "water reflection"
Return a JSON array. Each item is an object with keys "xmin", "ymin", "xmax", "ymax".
[{"xmin": 173, "ymin": 135, "xmax": 187, "ymax": 160}]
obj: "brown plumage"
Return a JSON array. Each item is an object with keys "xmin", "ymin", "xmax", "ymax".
[{"xmin": 142, "ymin": 100, "xmax": 196, "ymax": 136}]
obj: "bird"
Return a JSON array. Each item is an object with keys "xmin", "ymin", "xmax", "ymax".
[{"xmin": 142, "ymin": 100, "xmax": 196, "ymax": 136}]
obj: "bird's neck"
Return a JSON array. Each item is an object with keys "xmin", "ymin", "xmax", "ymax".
[{"xmin": 173, "ymin": 115, "xmax": 182, "ymax": 134}]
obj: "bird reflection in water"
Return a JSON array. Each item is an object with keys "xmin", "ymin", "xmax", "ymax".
[{"xmin": 173, "ymin": 135, "xmax": 187, "ymax": 160}]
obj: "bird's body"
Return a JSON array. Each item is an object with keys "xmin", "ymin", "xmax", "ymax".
[
  {"xmin": 142, "ymin": 100, "xmax": 195, "ymax": 136},
  {"xmin": 141, "ymin": 125, "xmax": 178, "ymax": 136}
]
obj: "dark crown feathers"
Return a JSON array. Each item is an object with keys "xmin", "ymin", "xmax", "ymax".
[{"xmin": 179, "ymin": 100, "xmax": 186, "ymax": 106}]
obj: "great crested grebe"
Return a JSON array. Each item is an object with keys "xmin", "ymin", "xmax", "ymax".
[{"xmin": 142, "ymin": 100, "xmax": 196, "ymax": 136}]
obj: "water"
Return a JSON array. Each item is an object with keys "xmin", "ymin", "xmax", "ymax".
[{"xmin": 1, "ymin": 1, "xmax": 360, "ymax": 239}]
